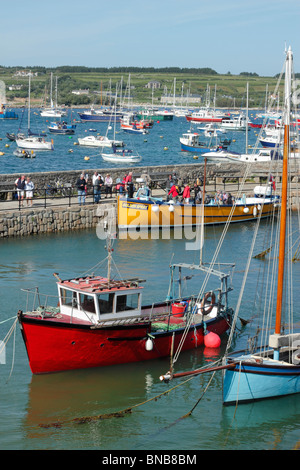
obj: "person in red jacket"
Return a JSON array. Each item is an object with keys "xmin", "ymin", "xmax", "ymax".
[
  {"xmin": 168, "ymin": 184, "xmax": 179, "ymax": 202},
  {"xmin": 182, "ymin": 183, "xmax": 191, "ymax": 204}
]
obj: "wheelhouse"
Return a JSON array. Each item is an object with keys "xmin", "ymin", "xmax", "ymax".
[{"xmin": 58, "ymin": 276, "xmax": 144, "ymax": 324}]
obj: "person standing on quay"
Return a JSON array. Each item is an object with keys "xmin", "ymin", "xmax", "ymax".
[
  {"xmin": 76, "ymin": 173, "xmax": 86, "ymax": 205},
  {"xmin": 15, "ymin": 175, "xmax": 26, "ymax": 206},
  {"xmin": 25, "ymin": 176, "xmax": 34, "ymax": 207},
  {"xmin": 105, "ymin": 174, "xmax": 113, "ymax": 198}
]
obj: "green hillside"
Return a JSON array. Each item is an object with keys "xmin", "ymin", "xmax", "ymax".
[{"xmin": 0, "ymin": 66, "xmax": 285, "ymax": 108}]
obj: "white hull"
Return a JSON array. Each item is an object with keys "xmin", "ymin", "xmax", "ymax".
[
  {"xmin": 202, "ymin": 150, "xmax": 241, "ymax": 162},
  {"xmin": 40, "ymin": 108, "xmax": 66, "ymax": 118},
  {"xmin": 16, "ymin": 137, "xmax": 54, "ymax": 151},
  {"xmin": 78, "ymin": 136, "xmax": 124, "ymax": 147},
  {"xmin": 101, "ymin": 153, "xmax": 142, "ymax": 163}
]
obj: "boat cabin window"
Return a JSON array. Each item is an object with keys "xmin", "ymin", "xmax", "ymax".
[
  {"xmin": 60, "ymin": 288, "xmax": 78, "ymax": 308},
  {"xmin": 116, "ymin": 293, "xmax": 140, "ymax": 312},
  {"xmin": 79, "ymin": 293, "xmax": 96, "ymax": 314},
  {"xmin": 97, "ymin": 292, "xmax": 114, "ymax": 314}
]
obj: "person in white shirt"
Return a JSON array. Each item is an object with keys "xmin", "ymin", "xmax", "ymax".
[
  {"xmin": 25, "ymin": 177, "xmax": 34, "ymax": 206},
  {"xmin": 104, "ymin": 174, "xmax": 113, "ymax": 198}
]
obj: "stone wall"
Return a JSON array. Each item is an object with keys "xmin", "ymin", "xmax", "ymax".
[
  {"xmin": 0, "ymin": 161, "xmax": 297, "ymax": 191},
  {"xmin": 0, "ymin": 203, "xmax": 115, "ymax": 238}
]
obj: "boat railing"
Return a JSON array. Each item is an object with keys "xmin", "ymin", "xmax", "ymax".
[{"xmin": 21, "ymin": 287, "xmax": 59, "ymax": 317}]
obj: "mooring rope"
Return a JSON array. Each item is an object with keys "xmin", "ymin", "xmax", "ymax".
[{"xmin": 39, "ymin": 360, "xmax": 223, "ymax": 428}]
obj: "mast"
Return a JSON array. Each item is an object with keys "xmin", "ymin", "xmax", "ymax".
[
  {"xmin": 28, "ymin": 73, "xmax": 31, "ymax": 132},
  {"xmin": 200, "ymin": 157, "xmax": 207, "ymax": 265},
  {"xmin": 173, "ymin": 77, "xmax": 176, "ymax": 108},
  {"xmin": 50, "ymin": 72, "xmax": 53, "ymax": 108},
  {"xmin": 274, "ymin": 46, "xmax": 292, "ymax": 338},
  {"xmin": 245, "ymin": 82, "xmax": 249, "ymax": 154},
  {"xmin": 55, "ymin": 76, "xmax": 58, "ymax": 109}
]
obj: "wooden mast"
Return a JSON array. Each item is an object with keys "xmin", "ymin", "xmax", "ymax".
[{"xmin": 274, "ymin": 47, "xmax": 292, "ymax": 336}]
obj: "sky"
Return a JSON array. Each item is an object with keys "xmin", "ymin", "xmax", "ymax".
[{"xmin": 1, "ymin": 0, "xmax": 299, "ymax": 76}]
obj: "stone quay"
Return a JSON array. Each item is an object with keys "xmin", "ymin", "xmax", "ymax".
[{"xmin": 0, "ymin": 161, "xmax": 299, "ymax": 238}]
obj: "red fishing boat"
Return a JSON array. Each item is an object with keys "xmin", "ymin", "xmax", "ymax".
[
  {"xmin": 186, "ymin": 108, "xmax": 228, "ymax": 123},
  {"xmin": 17, "ymin": 239, "xmax": 234, "ymax": 374}
]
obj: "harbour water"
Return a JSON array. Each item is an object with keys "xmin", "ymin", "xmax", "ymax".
[
  {"xmin": 0, "ymin": 108, "xmax": 260, "ymax": 175},
  {"xmin": 0, "ymin": 220, "xmax": 299, "ymax": 451},
  {"xmin": 0, "ymin": 110, "xmax": 299, "ymax": 451}
]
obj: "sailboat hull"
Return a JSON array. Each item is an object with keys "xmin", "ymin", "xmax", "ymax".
[{"xmin": 223, "ymin": 354, "xmax": 300, "ymax": 405}]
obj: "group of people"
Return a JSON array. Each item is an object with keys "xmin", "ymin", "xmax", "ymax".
[
  {"xmin": 166, "ymin": 172, "xmax": 234, "ymax": 206},
  {"xmin": 167, "ymin": 172, "xmax": 202, "ymax": 205},
  {"xmin": 213, "ymin": 190, "xmax": 233, "ymax": 205},
  {"xmin": 76, "ymin": 171, "xmax": 114, "ymax": 206},
  {"xmin": 76, "ymin": 170, "xmax": 133, "ymax": 205},
  {"xmin": 15, "ymin": 175, "xmax": 34, "ymax": 207},
  {"xmin": 115, "ymin": 171, "xmax": 134, "ymax": 197}
]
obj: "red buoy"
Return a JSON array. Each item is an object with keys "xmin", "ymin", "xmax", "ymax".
[{"xmin": 204, "ymin": 331, "xmax": 221, "ymax": 348}]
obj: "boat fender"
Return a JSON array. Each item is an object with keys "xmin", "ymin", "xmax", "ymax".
[
  {"xmin": 145, "ymin": 337, "xmax": 154, "ymax": 351},
  {"xmin": 204, "ymin": 331, "xmax": 221, "ymax": 348},
  {"xmin": 253, "ymin": 206, "xmax": 257, "ymax": 217},
  {"xmin": 200, "ymin": 291, "xmax": 216, "ymax": 315},
  {"xmin": 243, "ymin": 207, "xmax": 250, "ymax": 213},
  {"xmin": 152, "ymin": 204, "xmax": 159, "ymax": 212}
]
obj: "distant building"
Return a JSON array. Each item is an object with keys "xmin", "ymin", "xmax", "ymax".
[
  {"xmin": 71, "ymin": 89, "xmax": 90, "ymax": 95},
  {"xmin": 13, "ymin": 71, "xmax": 38, "ymax": 77},
  {"xmin": 8, "ymin": 84, "xmax": 23, "ymax": 91},
  {"xmin": 145, "ymin": 80, "xmax": 161, "ymax": 89}
]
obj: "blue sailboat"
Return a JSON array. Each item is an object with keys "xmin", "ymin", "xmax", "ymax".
[
  {"xmin": 48, "ymin": 121, "xmax": 76, "ymax": 135},
  {"xmin": 222, "ymin": 46, "xmax": 300, "ymax": 405}
]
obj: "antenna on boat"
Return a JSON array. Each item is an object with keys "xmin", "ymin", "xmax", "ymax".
[
  {"xmin": 105, "ymin": 235, "xmax": 113, "ymax": 284},
  {"xmin": 104, "ymin": 231, "xmax": 117, "ymax": 284}
]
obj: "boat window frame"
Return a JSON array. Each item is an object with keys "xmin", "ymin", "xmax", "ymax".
[
  {"xmin": 59, "ymin": 287, "xmax": 79, "ymax": 309},
  {"xmin": 96, "ymin": 289, "xmax": 142, "ymax": 318},
  {"xmin": 114, "ymin": 291, "xmax": 141, "ymax": 314}
]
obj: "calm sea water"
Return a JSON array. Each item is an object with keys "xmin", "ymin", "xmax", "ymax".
[
  {"xmin": 0, "ymin": 218, "xmax": 299, "ymax": 451},
  {"xmin": 0, "ymin": 108, "xmax": 261, "ymax": 176}
]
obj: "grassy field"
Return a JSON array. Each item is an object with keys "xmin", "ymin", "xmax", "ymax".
[{"xmin": 0, "ymin": 68, "xmax": 282, "ymax": 108}]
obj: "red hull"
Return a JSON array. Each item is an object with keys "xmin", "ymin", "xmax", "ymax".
[
  {"xmin": 18, "ymin": 313, "xmax": 230, "ymax": 374},
  {"xmin": 186, "ymin": 115, "xmax": 223, "ymax": 123}
]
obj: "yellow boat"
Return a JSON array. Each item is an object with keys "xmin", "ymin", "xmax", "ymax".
[{"xmin": 117, "ymin": 186, "xmax": 279, "ymax": 230}]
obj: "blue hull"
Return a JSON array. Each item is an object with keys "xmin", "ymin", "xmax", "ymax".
[
  {"xmin": 49, "ymin": 127, "xmax": 76, "ymax": 135},
  {"xmin": 181, "ymin": 143, "xmax": 212, "ymax": 153},
  {"xmin": 223, "ymin": 355, "xmax": 300, "ymax": 405},
  {"xmin": 259, "ymin": 139, "xmax": 278, "ymax": 148},
  {"xmin": 78, "ymin": 113, "xmax": 122, "ymax": 122},
  {"xmin": 0, "ymin": 111, "xmax": 18, "ymax": 119}
]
